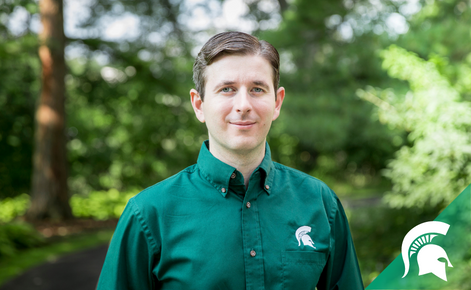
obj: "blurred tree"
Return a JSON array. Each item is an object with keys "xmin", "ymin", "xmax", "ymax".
[
  {"xmin": 27, "ymin": 0, "xmax": 72, "ymax": 220},
  {"xmin": 0, "ymin": 1, "xmax": 39, "ymax": 198},
  {"xmin": 358, "ymin": 45, "xmax": 471, "ymax": 209},
  {"xmin": 396, "ymin": 0, "xmax": 471, "ymax": 103},
  {"xmin": 259, "ymin": 0, "xmax": 406, "ymax": 187},
  {"xmin": 357, "ymin": 0, "xmax": 471, "ymax": 208},
  {"xmin": 0, "ymin": 0, "xmax": 209, "ymax": 198},
  {"xmin": 6, "ymin": 0, "xmax": 467, "ymax": 204},
  {"xmin": 63, "ymin": 0, "xmax": 207, "ymax": 194},
  {"xmin": 0, "ymin": 0, "xmax": 409, "ymax": 199}
]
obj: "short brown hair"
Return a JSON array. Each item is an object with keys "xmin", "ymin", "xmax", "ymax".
[{"xmin": 193, "ymin": 31, "xmax": 280, "ymax": 100}]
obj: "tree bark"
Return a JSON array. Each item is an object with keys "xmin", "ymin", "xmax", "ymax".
[{"xmin": 28, "ymin": 0, "xmax": 72, "ymax": 220}]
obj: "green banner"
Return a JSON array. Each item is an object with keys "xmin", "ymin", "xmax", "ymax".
[{"xmin": 367, "ymin": 184, "xmax": 471, "ymax": 289}]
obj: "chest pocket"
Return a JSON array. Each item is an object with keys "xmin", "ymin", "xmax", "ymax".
[{"xmin": 281, "ymin": 251, "xmax": 327, "ymax": 290}]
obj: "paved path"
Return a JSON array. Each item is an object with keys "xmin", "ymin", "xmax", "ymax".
[{"xmin": 0, "ymin": 244, "xmax": 108, "ymax": 290}]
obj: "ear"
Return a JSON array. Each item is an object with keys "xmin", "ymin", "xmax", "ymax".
[
  {"xmin": 272, "ymin": 87, "xmax": 285, "ymax": 121},
  {"xmin": 190, "ymin": 89, "xmax": 205, "ymax": 123}
]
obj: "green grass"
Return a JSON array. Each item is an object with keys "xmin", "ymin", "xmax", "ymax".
[{"xmin": 0, "ymin": 229, "xmax": 114, "ymax": 286}]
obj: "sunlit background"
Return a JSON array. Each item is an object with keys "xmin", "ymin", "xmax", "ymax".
[{"xmin": 1, "ymin": 0, "xmax": 471, "ymax": 287}]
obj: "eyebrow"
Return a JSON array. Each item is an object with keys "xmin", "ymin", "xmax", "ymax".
[
  {"xmin": 213, "ymin": 80, "xmax": 270, "ymax": 90},
  {"xmin": 252, "ymin": 80, "xmax": 270, "ymax": 89},
  {"xmin": 214, "ymin": 81, "xmax": 236, "ymax": 89}
]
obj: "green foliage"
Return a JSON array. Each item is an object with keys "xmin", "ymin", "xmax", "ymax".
[
  {"xmin": 395, "ymin": 0, "xmax": 471, "ymax": 105},
  {"xmin": 0, "ymin": 0, "xmax": 208, "ymax": 199},
  {"xmin": 0, "ymin": 189, "xmax": 136, "ymax": 221},
  {"xmin": 358, "ymin": 45, "xmax": 471, "ymax": 208},
  {"xmin": 3, "ymin": 0, "xmax": 468, "ymax": 214},
  {"xmin": 70, "ymin": 189, "xmax": 137, "ymax": 220},
  {"xmin": 0, "ymin": 1, "xmax": 39, "ymax": 198},
  {"xmin": 0, "ymin": 32, "xmax": 40, "ymax": 198},
  {"xmin": 65, "ymin": 51, "xmax": 207, "ymax": 194},
  {"xmin": 260, "ymin": 0, "xmax": 404, "ymax": 181},
  {"xmin": 0, "ymin": 194, "xmax": 30, "ymax": 223},
  {"xmin": 0, "ymin": 222, "xmax": 44, "ymax": 258},
  {"xmin": 0, "ymin": 0, "xmax": 410, "ymax": 201},
  {"xmin": 61, "ymin": 1, "xmax": 208, "ymax": 193}
]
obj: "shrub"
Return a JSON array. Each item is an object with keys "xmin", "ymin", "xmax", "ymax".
[
  {"xmin": 358, "ymin": 45, "xmax": 471, "ymax": 208},
  {"xmin": 70, "ymin": 189, "xmax": 137, "ymax": 220},
  {"xmin": 0, "ymin": 194, "xmax": 30, "ymax": 223},
  {"xmin": 0, "ymin": 222, "xmax": 44, "ymax": 257},
  {"xmin": 0, "ymin": 189, "xmax": 138, "ymax": 221}
]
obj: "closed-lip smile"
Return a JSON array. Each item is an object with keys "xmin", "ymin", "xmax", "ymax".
[
  {"xmin": 231, "ymin": 121, "xmax": 255, "ymax": 125},
  {"xmin": 230, "ymin": 121, "xmax": 256, "ymax": 127}
]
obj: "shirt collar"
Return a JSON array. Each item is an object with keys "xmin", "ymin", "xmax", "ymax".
[{"xmin": 197, "ymin": 140, "xmax": 274, "ymax": 197}]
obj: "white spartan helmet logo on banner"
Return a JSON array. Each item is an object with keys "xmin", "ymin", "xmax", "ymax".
[
  {"xmin": 296, "ymin": 226, "xmax": 316, "ymax": 249},
  {"xmin": 401, "ymin": 221, "xmax": 453, "ymax": 281}
]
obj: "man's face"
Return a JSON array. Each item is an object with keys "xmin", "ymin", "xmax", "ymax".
[{"xmin": 191, "ymin": 54, "xmax": 284, "ymax": 155}]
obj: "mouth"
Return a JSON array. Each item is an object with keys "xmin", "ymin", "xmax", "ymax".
[{"xmin": 230, "ymin": 121, "xmax": 256, "ymax": 128}]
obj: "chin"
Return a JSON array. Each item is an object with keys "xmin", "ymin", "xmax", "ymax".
[{"xmin": 228, "ymin": 138, "xmax": 264, "ymax": 153}]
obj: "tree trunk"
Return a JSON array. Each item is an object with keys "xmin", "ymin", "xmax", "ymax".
[{"xmin": 28, "ymin": 0, "xmax": 72, "ymax": 220}]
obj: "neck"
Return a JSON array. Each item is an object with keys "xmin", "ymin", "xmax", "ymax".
[{"xmin": 208, "ymin": 140, "xmax": 266, "ymax": 188}]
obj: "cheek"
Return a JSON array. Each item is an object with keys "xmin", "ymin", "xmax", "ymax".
[
  {"xmin": 204, "ymin": 104, "xmax": 229, "ymax": 126},
  {"xmin": 212, "ymin": 103, "xmax": 233, "ymax": 118},
  {"xmin": 256, "ymin": 104, "xmax": 276, "ymax": 121}
]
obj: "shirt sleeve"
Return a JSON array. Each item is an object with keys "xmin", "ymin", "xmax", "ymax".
[
  {"xmin": 317, "ymin": 197, "xmax": 364, "ymax": 290},
  {"xmin": 97, "ymin": 198, "xmax": 160, "ymax": 290}
]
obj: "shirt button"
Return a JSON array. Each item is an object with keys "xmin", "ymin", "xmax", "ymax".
[
  {"xmin": 265, "ymin": 184, "xmax": 270, "ymax": 190},
  {"xmin": 221, "ymin": 188, "xmax": 226, "ymax": 193},
  {"xmin": 250, "ymin": 250, "xmax": 256, "ymax": 257},
  {"xmin": 246, "ymin": 202, "xmax": 251, "ymax": 208},
  {"xmin": 230, "ymin": 172, "xmax": 236, "ymax": 179}
]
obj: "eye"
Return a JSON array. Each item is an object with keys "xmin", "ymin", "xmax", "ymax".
[
  {"xmin": 252, "ymin": 87, "xmax": 264, "ymax": 93},
  {"xmin": 221, "ymin": 87, "xmax": 234, "ymax": 93}
]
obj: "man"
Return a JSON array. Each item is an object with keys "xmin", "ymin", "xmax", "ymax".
[{"xmin": 97, "ymin": 31, "xmax": 364, "ymax": 289}]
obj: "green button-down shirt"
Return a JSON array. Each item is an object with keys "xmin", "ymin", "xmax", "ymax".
[{"xmin": 97, "ymin": 141, "xmax": 364, "ymax": 290}]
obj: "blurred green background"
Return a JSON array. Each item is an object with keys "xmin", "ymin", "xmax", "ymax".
[{"xmin": 1, "ymin": 0, "xmax": 471, "ymax": 286}]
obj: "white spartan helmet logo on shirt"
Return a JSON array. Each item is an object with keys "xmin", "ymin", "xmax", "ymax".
[
  {"xmin": 296, "ymin": 226, "xmax": 316, "ymax": 249},
  {"xmin": 402, "ymin": 221, "xmax": 453, "ymax": 281}
]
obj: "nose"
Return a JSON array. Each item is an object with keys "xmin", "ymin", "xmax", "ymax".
[{"xmin": 234, "ymin": 89, "xmax": 252, "ymax": 114}]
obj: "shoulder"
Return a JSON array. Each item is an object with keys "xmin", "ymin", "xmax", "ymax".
[
  {"xmin": 128, "ymin": 164, "xmax": 198, "ymax": 213},
  {"xmin": 273, "ymin": 162, "xmax": 336, "ymax": 196},
  {"xmin": 273, "ymin": 162, "xmax": 340, "ymax": 212},
  {"xmin": 273, "ymin": 162, "xmax": 322, "ymax": 182}
]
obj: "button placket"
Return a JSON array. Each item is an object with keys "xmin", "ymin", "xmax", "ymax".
[{"xmin": 241, "ymin": 197, "xmax": 265, "ymax": 289}]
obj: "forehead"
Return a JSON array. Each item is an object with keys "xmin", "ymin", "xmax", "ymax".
[{"xmin": 205, "ymin": 54, "xmax": 274, "ymax": 88}]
